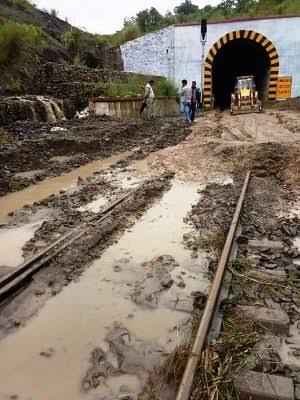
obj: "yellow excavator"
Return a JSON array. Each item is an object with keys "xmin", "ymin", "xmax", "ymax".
[{"xmin": 230, "ymin": 75, "xmax": 262, "ymax": 115}]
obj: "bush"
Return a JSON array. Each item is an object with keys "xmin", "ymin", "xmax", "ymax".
[
  {"xmin": 73, "ymin": 55, "xmax": 86, "ymax": 67},
  {"xmin": 122, "ymin": 24, "xmax": 141, "ymax": 43},
  {"xmin": 155, "ymin": 79, "xmax": 179, "ymax": 98},
  {"xmin": 23, "ymin": 25, "xmax": 45, "ymax": 46},
  {"xmin": 61, "ymin": 27, "xmax": 83, "ymax": 50},
  {"xmin": 7, "ymin": 0, "xmax": 35, "ymax": 12},
  {"xmin": 0, "ymin": 21, "xmax": 45, "ymax": 67},
  {"xmin": 7, "ymin": 77, "xmax": 22, "ymax": 92},
  {"xmin": 50, "ymin": 9, "xmax": 58, "ymax": 17},
  {"xmin": 104, "ymin": 76, "xmax": 145, "ymax": 97},
  {"xmin": 93, "ymin": 23, "xmax": 141, "ymax": 49},
  {"xmin": 103, "ymin": 77, "xmax": 178, "ymax": 99}
]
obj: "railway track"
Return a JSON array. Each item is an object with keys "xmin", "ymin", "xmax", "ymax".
[
  {"xmin": 0, "ymin": 171, "xmax": 252, "ymax": 399},
  {"xmin": 0, "ymin": 183, "xmax": 146, "ymax": 304},
  {"xmin": 175, "ymin": 171, "xmax": 251, "ymax": 400}
]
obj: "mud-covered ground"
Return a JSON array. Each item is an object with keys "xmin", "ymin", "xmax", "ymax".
[
  {"xmin": 1, "ymin": 103, "xmax": 300, "ymax": 400},
  {"xmin": 0, "ymin": 116, "xmax": 189, "ymax": 196}
]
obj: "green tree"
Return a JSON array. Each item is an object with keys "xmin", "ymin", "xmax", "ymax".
[
  {"xmin": 235, "ymin": 0, "xmax": 256, "ymax": 13},
  {"xmin": 216, "ymin": 0, "xmax": 235, "ymax": 16},
  {"xmin": 136, "ymin": 7, "xmax": 164, "ymax": 33},
  {"xmin": 174, "ymin": 0, "xmax": 199, "ymax": 16}
]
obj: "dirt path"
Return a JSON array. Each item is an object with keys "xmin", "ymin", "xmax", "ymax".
[{"xmin": 0, "ymin": 108, "xmax": 300, "ymax": 399}]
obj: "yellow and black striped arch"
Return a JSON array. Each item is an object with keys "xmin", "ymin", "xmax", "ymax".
[{"xmin": 203, "ymin": 30, "xmax": 279, "ymax": 108}]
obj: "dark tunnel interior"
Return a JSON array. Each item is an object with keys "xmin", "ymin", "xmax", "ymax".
[{"xmin": 212, "ymin": 38, "xmax": 271, "ymax": 108}]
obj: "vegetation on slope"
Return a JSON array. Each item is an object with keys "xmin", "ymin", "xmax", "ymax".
[{"xmin": 97, "ymin": 0, "xmax": 300, "ymax": 47}]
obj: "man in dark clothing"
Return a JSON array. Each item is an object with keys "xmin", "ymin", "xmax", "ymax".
[{"xmin": 190, "ymin": 81, "xmax": 201, "ymax": 123}]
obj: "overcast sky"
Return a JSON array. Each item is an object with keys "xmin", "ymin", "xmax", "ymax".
[{"xmin": 34, "ymin": 0, "xmax": 221, "ymax": 34}]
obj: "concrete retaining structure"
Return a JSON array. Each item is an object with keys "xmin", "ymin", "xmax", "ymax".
[
  {"xmin": 89, "ymin": 97, "xmax": 180, "ymax": 118},
  {"xmin": 121, "ymin": 16, "xmax": 300, "ymax": 105}
]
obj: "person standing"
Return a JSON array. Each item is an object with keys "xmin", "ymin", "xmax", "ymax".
[
  {"xmin": 190, "ymin": 81, "xmax": 201, "ymax": 123},
  {"xmin": 181, "ymin": 80, "xmax": 192, "ymax": 123},
  {"xmin": 143, "ymin": 79, "xmax": 155, "ymax": 119}
]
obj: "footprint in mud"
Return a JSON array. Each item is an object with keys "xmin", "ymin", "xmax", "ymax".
[
  {"xmin": 132, "ymin": 255, "xmax": 179, "ymax": 309},
  {"xmin": 81, "ymin": 323, "xmax": 153, "ymax": 393}
]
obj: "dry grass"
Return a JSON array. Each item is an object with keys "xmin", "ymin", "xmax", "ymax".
[
  {"xmin": 199, "ymin": 228, "xmax": 226, "ymax": 254},
  {"xmin": 190, "ymin": 310, "xmax": 262, "ymax": 400},
  {"xmin": 229, "ymin": 257, "xmax": 300, "ymax": 303}
]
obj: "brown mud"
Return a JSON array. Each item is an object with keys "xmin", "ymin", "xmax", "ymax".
[
  {"xmin": 1, "ymin": 104, "xmax": 300, "ymax": 399},
  {"xmin": 0, "ymin": 116, "xmax": 189, "ymax": 196}
]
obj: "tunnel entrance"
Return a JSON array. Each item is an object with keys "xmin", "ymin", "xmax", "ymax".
[{"xmin": 212, "ymin": 38, "xmax": 270, "ymax": 108}]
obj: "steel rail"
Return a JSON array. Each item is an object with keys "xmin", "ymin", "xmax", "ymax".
[
  {"xmin": 0, "ymin": 183, "xmax": 145, "ymax": 303},
  {"xmin": 175, "ymin": 170, "xmax": 251, "ymax": 400}
]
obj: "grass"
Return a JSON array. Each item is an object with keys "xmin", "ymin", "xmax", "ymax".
[
  {"xmin": 7, "ymin": 0, "xmax": 35, "ymax": 12},
  {"xmin": 104, "ymin": 77, "xmax": 145, "ymax": 98},
  {"xmin": 94, "ymin": 23, "xmax": 141, "ymax": 49},
  {"xmin": 229, "ymin": 256, "xmax": 300, "ymax": 304},
  {"xmin": 0, "ymin": 21, "xmax": 45, "ymax": 67},
  {"xmin": 147, "ymin": 309, "xmax": 262, "ymax": 400},
  {"xmin": 198, "ymin": 228, "xmax": 226, "ymax": 254},
  {"xmin": 190, "ymin": 310, "xmax": 262, "ymax": 400},
  {"xmin": 103, "ymin": 77, "xmax": 178, "ymax": 99},
  {"xmin": 7, "ymin": 77, "xmax": 22, "ymax": 92},
  {"xmin": 73, "ymin": 55, "xmax": 86, "ymax": 67},
  {"xmin": 61, "ymin": 27, "xmax": 83, "ymax": 50}
]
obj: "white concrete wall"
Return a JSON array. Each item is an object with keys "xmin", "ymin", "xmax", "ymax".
[
  {"xmin": 121, "ymin": 26, "xmax": 175, "ymax": 79},
  {"xmin": 121, "ymin": 16, "xmax": 300, "ymax": 98},
  {"xmin": 174, "ymin": 17, "xmax": 300, "ymax": 97}
]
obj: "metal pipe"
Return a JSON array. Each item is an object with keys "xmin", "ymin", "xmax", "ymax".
[
  {"xmin": 200, "ymin": 40, "xmax": 206, "ymax": 104},
  {"xmin": 175, "ymin": 171, "xmax": 251, "ymax": 400}
]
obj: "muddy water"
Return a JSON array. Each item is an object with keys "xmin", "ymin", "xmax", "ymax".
[
  {"xmin": 49, "ymin": 155, "xmax": 77, "ymax": 163},
  {"xmin": 14, "ymin": 169, "xmax": 44, "ymax": 179},
  {"xmin": 0, "ymin": 211, "xmax": 47, "ymax": 268},
  {"xmin": 0, "ymin": 152, "xmax": 131, "ymax": 223},
  {"xmin": 0, "ymin": 179, "xmax": 210, "ymax": 400},
  {"xmin": 77, "ymin": 195, "xmax": 108, "ymax": 213}
]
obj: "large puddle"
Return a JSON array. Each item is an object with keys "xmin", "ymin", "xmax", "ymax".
[
  {"xmin": 0, "ymin": 210, "xmax": 48, "ymax": 269},
  {"xmin": 0, "ymin": 152, "xmax": 131, "ymax": 223},
  {"xmin": 0, "ymin": 179, "xmax": 210, "ymax": 400}
]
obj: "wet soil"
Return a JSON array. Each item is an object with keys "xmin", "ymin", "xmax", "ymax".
[
  {"xmin": 0, "ymin": 116, "xmax": 189, "ymax": 196},
  {"xmin": 1, "ymin": 105, "xmax": 300, "ymax": 399}
]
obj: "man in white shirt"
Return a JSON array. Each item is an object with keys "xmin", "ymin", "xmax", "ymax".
[
  {"xmin": 143, "ymin": 80, "xmax": 155, "ymax": 119},
  {"xmin": 181, "ymin": 79, "xmax": 192, "ymax": 123}
]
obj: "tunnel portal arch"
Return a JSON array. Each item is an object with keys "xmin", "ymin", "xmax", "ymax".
[{"xmin": 203, "ymin": 30, "xmax": 279, "ymax": 108}]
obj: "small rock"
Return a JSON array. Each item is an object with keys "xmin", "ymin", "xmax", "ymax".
[
  {"xmin": 292, "ymin": 349, "xmax": 300, "ymax": 357},
  {"xmin": 51, "ymin": 287, "xmax": 61, "ymax": 296},
  {"xmin": 35, "ymin": 289, "xmax": 45, "ymax": 296},
  {"xmin": 113, "ymin": 265, "xmax": 122, "ymax": 272},
  {"xmin": 40, "ymin": 349, "xmax": 54, "ymax": 358},
  {"xmin": 160, "ymin": 279, "xmax": 174, "ymax": 289},
  {"xmin": 295, "ymin": 384, "xmax": 300, "ymax": 400},
  {"xmin": 297, "ymin": 321, "xmax": 300, "ymax": 330},
  {"xmin": 120, "ymin": 385, "xmax": 131, "ymax": 393},
  {"xmin": 286, "ymin": 338, "xmax": 296, "ymax": 345},
  {"xmin": 264, "ymin": 262, "xmax": 278, "ymax": 270},
  {"xmin": 127, "ymin": 314, "xmax": 134, "ymax": 319},
  {"xmin": 177, "ymin": 280, "xmax": 186, "ymax": 288}
]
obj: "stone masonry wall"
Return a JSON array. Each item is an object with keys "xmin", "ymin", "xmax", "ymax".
[
  {"xmin": 30, "ymin": 62, "xmax": 161, "ymax": 108},
  {"xmin": 30, "ymin": 63, "xmax": 159, "ymax": 100},
  {"xmin": 121, "ymin": 26, "xmax": 175, "ymax": 80}
]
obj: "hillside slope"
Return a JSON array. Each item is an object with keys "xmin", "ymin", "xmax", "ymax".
[{"xmin": 0, "ymin": 0, "xmax": 122, "ymax": 94}]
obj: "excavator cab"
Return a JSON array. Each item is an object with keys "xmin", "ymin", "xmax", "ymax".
[{"xmin": 231, "ymin": 75, "xmax": 262, "ymax": 115}]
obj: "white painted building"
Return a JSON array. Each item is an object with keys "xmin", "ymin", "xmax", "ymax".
[{"xmin": 121, "ymin": 16, "xmax": 300, "ymax": 107}]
